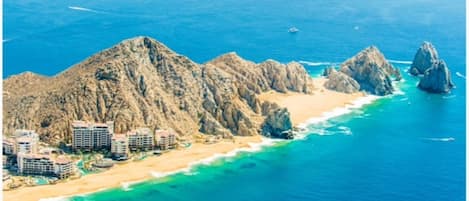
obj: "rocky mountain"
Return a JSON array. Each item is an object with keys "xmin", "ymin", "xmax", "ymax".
[
  {"xmin": 3, "ymin": 36, "xmax": 315, "ymax": 144},
  {"xmin": 324, "ymin": 46, "xmax": 401, "ymax": 96},
  {"xmin": 418, "ymin": 60, "xmax": 455, "ymax": 93},
  {"xmin": 410, "ymin": 42, "xmax": 439, "ymax": 75}
]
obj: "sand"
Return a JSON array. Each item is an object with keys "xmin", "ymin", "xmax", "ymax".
[
  {"xmin": 258, "ymin": 78, "xmax": 365, "ymax": 125},
  {"xmin": 3, "ymin": 78, "xmax": 366, "ymax": 201},
  {"xmin": 3, "ymin": 136, "xmax": 262, "ymax": 201}
]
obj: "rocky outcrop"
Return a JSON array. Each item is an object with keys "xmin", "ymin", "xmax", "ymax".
[
  {"xmin": 261, "ymin": 107, "xmax": 294, "ymax": 139},
  {"xmin": 339, "ymin": 46, "xmax": 401, "ymax": 96},
  {"xmin": 3, "ymin": 36, "xmax": 312, "ymax": 144},
  {"xmin": 324, "ymin": 68, "xmax": 360, "ymax": 93},
  {"xmin": 410, "ymin": 42, "xmax": 439, "ymax": 75},
  {"xmin": 418, "ymin": 60, "xmax": 455, "ymax": 93}
]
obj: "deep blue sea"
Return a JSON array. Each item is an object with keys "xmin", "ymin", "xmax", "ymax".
[{"xmin": 4, "ymin": 0, "xmax": 466, "ymax": 201}]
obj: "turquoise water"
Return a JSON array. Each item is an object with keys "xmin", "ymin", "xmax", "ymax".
[{"xmin": 4, "ymin": 0, "xmax": 465, "ymax": 201}]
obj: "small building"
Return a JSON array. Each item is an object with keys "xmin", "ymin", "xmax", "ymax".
[
  {"xmin": 154, "ymin": 130, "xmax": 177, "ymax": 150},
  {"xmin": 128, "ymin": 128, "xmax": 154, "ymax": 151},
  {"xmin": 111, "ymin": 134, "xmax": 128, "ymax": 159},
  {"xmin": 72, "ymin": 121, "xmax": 113, "ymax": 151},
  {"xmin": 3, "ymin": 138, "xmax": 15, "ymax": 155}
]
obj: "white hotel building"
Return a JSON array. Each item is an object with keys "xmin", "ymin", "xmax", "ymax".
[{"xmin": 72, "ymin": 121, "xmax": 114, "ymax": 151}]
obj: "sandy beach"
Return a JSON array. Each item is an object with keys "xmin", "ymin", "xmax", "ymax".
[
  {"xmin": 258, "ymin": 78, "xmax": 366, "ymax": 125},
  {"xmin": 3, "ymin": 78, "xmax": 367, "ymax": 201},
  {"xmin": 4, "ymin": 136, "xmax": 262, "ymax": 201}
]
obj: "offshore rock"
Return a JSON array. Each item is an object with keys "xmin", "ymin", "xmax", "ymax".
[
  {"xmin": 410, "ymin": 42, "xmax": 439, "ymax": 75},
  {"xmin": 418, "ymin": 60, "xmax": 455, "ymax": 93}
]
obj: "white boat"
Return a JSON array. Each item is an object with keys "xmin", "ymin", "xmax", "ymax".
[{"xmin": 288, "ymin": 27, "xmax": 299, "ymax": 33}]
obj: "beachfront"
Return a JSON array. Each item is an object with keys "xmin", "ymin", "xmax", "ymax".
[{"xmin": 3, "ymin": 77, "xmax": 368, "ymax": 201}]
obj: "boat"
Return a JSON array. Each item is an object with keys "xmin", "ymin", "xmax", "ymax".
[{"xmin": 288, "ymin": 27, "xmax": 299, "ymax": 33}]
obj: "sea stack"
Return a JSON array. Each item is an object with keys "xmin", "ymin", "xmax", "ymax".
[
  {"xmin": 324, "ymin": 46, "xmax": 401, "ymax": 96},
  {"xmin": 418, "ymin": 60, "xmax": 455, "ymax": 93},
  {"xmin": 410, "ymin": 42, "xmax": 455, "ymax": 93},
  {"xmin": 410, "ymin": 42, "xmax": 439, "ymax": 75}
]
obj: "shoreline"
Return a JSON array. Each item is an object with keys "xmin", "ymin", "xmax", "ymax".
[{"xmin": 4, "ymin": 78, "xmax": 379, "ymax": 201}]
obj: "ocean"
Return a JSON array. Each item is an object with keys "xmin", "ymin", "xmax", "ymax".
[{"xmin": 4, "ymin": 0, "xmax": 466, "ymax": 201}]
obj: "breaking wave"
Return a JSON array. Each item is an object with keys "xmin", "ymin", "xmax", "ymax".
[
  {"xmin": 298, "ymin": 60, "xmax": 336, "ymax": 67},
  {"xmin": 388, "ymin": 59, "xmax": 412, "ymax": 64}
]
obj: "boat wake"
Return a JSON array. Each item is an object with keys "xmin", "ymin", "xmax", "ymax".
[
  {"xmin": 388, "ymin": 59, "xmax": 412, "ymax": 65},
  {"xmin": 442, "ymin": 95, "xmax": 456, "ymax": 99},
  {"xmin": 68, "ymin": 6, "xmax": 101, "ymax": 13},
  {"xmin": 422, "ymin": 137, "xmax": 455, "ymax": 142},
  {"xmin": 456, "ymin": 72, "xmax": 466, "ymax": 79}
]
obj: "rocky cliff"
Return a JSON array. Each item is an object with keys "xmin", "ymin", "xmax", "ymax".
[
  {"xmin": 3, "ymin": 36, "xmax": 314, "ymax": 144},
  {"xmin": 418, "ymin": 60, "xmax": 455, "ymax": 93},
  {"xmin": 410, "ymin": 42, "xmax": 439, "ymax": 75},
  {"xmin": 323, "ymin": 46, "xmax": 401, "ymax": 96}
]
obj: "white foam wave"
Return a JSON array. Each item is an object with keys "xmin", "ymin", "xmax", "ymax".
[
  {"xmin": 337, "ymin": 126, "xmax": 353, "ymax": 135},
  {"xmin": 388, "ymin": 59, "xmax": 412, "ymax": 64},
  {"xmin": 298, "ymin": 60, "xmax": 335, "ymax": 66},
  {"xmin": 150, "ymin": 138, "xmax": 279, "ymax": 179},
  {"xmin": 456, "ymin": 72, "xmax": 466, "ymax": 79},
  {"xmin": 298, "ymin": 95, "xmax": 379, "ymax": 128},
  {"xmin": 423, "ymin": 137, "xmax": 455, "ymax": 142},
  {"xmin": 121, "ymin": 181, "xmax": 138, "ymax": 191},
  {"xmin": 68, "ymin": 6, "xmax": 98, "ymax": 13}
]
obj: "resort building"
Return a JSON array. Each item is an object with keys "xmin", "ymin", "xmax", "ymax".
[
  {"xmin": 54, "ymin": 156, "xmax": 74, "ymax": 179},
  {"xmin": 17, "ymin": 154, "xmax": 74, "ymax": 178},
  {"xmin": 72, "ymin": 121, "xmax": 113, "ymax": 151},
  {"xmin": 154, "ymin": 130, "xmax": 177, "ymax": 150},
  {"xmin": 17, "ymin": 154, "xmax": 55, "ymax": 176},
  {"xmin": 128, "ymin": 128, "xmax": 154, "ymax": 151},
  {"xmin": 111, "ymin": 134, "xmax": 128, "ymax": 158},
  {"xmin": 3, "ymin": 138, "xmax": 15, "ymax": 155},
  {"xmin": 15, "ymin": 136, "xmax": 38, "ymax": 154}
]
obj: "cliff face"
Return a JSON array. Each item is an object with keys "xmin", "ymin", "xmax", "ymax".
[
  {"xmin": 418, "ymin": 60, "xmax": 455, "ymax": 93},
  {"xmin": 338, "ymin": 46, "xmax": 401, "ymax": 96},
  {"xmin": 324, "ymin": 68, "xmax": 360, "ymax": 94},
  {"xmin": 410, "ymin": 42, "xmax": 439, "ymax": 75},
  {"xmin": 3, "ymin": 36, "xmax": 314, "ymax": 144}
]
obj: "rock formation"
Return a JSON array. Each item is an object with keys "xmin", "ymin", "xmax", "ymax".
[
  {"xmin": 410, "ymin": 42, "xmax": 439, "ymax": 75},
  {"xmin": 409, "ymin": 42, "xmax": 455, "ymax": 93},
  {"xmin": 418, "ymin": 60, "xmax": 455, "ymax": 93},
  {"xmin": 3, "ymin": 36, "xmax": 314, "ymax": 144},
  {"xmin": 338, "ymin": 46, "xmax": 401, "ymax": 95},
  {"xmin": 261, "ymin": 107, "xmax": 294, "ymax": 139},
  {"xmin": 324, "ymin": 68, "xmax": 360, "ymax": 93}
]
